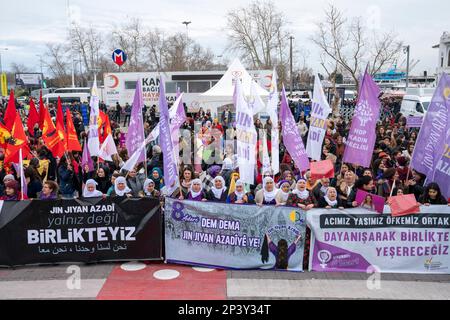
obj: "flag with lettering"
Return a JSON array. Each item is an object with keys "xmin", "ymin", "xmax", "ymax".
[
  {"xmin": 235, "ymin": 77, "xmax": 257, "ymax": 184},
  {"xmin": 126, "ymin": 79, "xmax": 146, "ymax": 164},
  {"xmin": 169, "ymin": 92, "xmax": 186, "ymax": 165},
  {"xmin": 159, "ymin": 76, "xmax": 178, "ymax": 188},
  {"xmin": 267, "ymin": 69, "xmax": 280, "ymax": 175},
  {"xmin": 342, "ymin": 70, "xmax": 381, "ymax": 168},
  {"xmin": 307, "ymin": 75, "xmax": 332, "ymax": 161},
  {"xmin": 280, "ymin": 86, "xmax": 309, "ymax": 172},
  {"xmin": 88, "ymin": 79, "xmax": 100, "ymax": 156},
  {"xmin": 411, "ymin": 73, "xmax": 450, "ymax": 178}
]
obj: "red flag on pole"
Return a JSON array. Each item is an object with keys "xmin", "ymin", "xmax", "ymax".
[
  {"xmin": 27, "ymin": 98, "xmax": 40, "ymax": 136},
  {"xmin": 4, "ymin": 90, "xmax": 16, "ymax": 131},
  {"xmin": 98, "ymin": 110, "xmax": 112, "ymax": 144},
  {"xmin": 66, "ymin": 109, "xmax": 82, "ymax": 152},
  {"xmin": 42, "ymin": 104, "xmax": 62, "ymax": 158},
  {"xmin": 39, "ymin": 91, "xmax": 46, "ymax": 130},
  {"xmin": 4, "ymin": 112, "xmax": 31, "ymax": 163}
]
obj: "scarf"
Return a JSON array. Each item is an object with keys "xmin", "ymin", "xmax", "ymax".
[
  {"xmin": 83, "ymin": 179, "xmax": 103, "ymax": 198},
  {"xmin": 324, "ymin": 196, "xmax": 338, "ymax": 207},
  {"xmin": 114, "ymin": 177, "xmax": 132, "ymax": 196},
  {"xmin": 234, "ymin": 180, "xmax": 246, "ymax": 201},
  {"xmin": 293, "ymin": 188, "xmax": 310, "ymax": 200},
  {"xmin": 143, "ymin": 179, "xmax": 156, "ymax": 196},
  {"xmin": 189, "ymin": 179, "xmax": 203, "ymax": 199},
  {"xmin": 211, "ymin": 176, "xmax": 227, "ymax": 199},
  {"xmin": 263, "ymin": 177, "xmax": 278, "ymax": 203}
]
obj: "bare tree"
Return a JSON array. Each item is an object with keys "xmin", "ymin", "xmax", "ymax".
[
  {"xmin": 42, "ymin": 43, "xmax": 72, "ymax": 87},
  {"xmin": 311, "ymin": 4, "xmax": 403, "ymax": 91},
  {"xmin": 226, "ymin": 0, "xmax": 290, "ymax": 75},
  {"xmin": 143, "ymin": 28, "xmax": 167, "ymax": 71}
]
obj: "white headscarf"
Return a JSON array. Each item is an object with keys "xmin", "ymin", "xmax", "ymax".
[
  {"xmin": 83, "ymin": 179, "xmax": 103, "ymax": 198},
  {"xmin": 211, "ymin": 176, "xmax": 227, "ymax": 199},
  {"xmin": 293, "ymin": 179, "xmax": 310, "ymax": 200},
  {"xmin": 277, "ymin": 181, "xmax": 291, "ymax": 202},
  {"xmin": 114, "ymin": 176, "xmax": 132, "ymax": 196},
  {"xmin": 324, "ymin": 188, "xmax": 338, "ymax": 206},
  {"xmin": 189, "ymin": 179, "xmax": 203, "ymax": 199},
  {"xmin": 262, "ymin": 177, "xmax": 278, "ymax": 203},
  {"xmin": 143, "ymin": 179, "xmax": 155, "ymax": 196},
  {"xmin": 234, "ymin": 179, "xmax": 246, "ymax": 201}
]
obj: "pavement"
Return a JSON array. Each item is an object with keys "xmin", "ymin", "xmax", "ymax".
[{"xmin": 0, "ymin": 262, "xmax": 449, "ymax": 300}]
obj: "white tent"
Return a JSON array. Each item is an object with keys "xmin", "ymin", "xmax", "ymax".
[{"xmin": 198, "ymin": 59, "xmax": 269, "ymax": 115}]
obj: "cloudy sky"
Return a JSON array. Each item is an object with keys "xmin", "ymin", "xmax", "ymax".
[{"xmin": 0, "ymin": 0, "xmax": 448, "ymax": 76}]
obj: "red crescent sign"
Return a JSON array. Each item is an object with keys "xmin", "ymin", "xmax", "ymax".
[{"xmin": 108, "ymin": 75, "xmax": 119, "ymax": 89}]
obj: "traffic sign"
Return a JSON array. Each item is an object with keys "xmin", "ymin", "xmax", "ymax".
[{"xmin": 112, "ymin": 49, "xmax": 127, "ymax": 67}]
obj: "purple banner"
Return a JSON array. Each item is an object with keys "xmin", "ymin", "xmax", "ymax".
[
  {"xmin": 159, "ymin": 76, "xmax": 178, "ymax": 188},
  {"xmin": 342, "ymin": 71, "xmax": 381, "ymax": 168},
  {"xmin": 406, "ymin": 116, "xmax": 423, "ymax": 128},
  {"xmin": 411, "ymin": 73, "xmax": 450, "ymax": 178},
  {"xmin": 119, "ymin": 132, "xmax": 126, "ymax": 149},
  {"xmin": 280, "ymin": 86, "xmax": 310, "ymax": 172},
  {"xmin": 126, "ymin": 80, "xmax": 146, "ymax": 164}
]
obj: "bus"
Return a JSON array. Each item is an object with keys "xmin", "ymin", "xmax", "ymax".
[{"xmin": 103, "ymin": 70, "xmax": 272, "ymax": 113}]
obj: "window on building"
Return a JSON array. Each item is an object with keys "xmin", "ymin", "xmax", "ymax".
[
  {"xmin": 125, "ymin": 81, "xmax": 137, "ymax": 90},
  {"xmin": 188, "ymin": 81, "xmax": 211, "ymax": 93}
]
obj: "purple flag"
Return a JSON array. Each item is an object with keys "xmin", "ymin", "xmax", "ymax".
[
  {"xmin": 411, "ymin": 73, "xmax": 450, "ymax": 178},
  {"xmin": 19, "ymin": 149, "xmax": 27, "ymax": 199},
  {"xmin": 126, "ymin": 80, "xmax": 146, "ymax": 164},
  {"xmin": 159, "ymin": 76, "xmax": 178, "ymax": 188},
  {"xmin": 280, "ymin": 86, "xmax": 310, "ymax": 172},
  {"xmin": 342, "ymin": 70, "xmax": 381, "ymax": 168},
  {"xmin": 82, "ymin": 139, "xmax": 95, "ymax": 172}
]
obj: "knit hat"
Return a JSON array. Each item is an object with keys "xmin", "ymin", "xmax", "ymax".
[{"xmin": 3, "ymin": 174, "xmax": 15, "ymax": 182}]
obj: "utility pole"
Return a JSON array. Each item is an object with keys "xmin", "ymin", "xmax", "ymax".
[
  {"xmin": 289, "ymin": 36, "xmax": 294, "ymax": 97},
  {"xmin": 182, "ymin": 21, "xmax": 191, "ymax": 71},
  {"xmin": 36, "ymin": 54, "xmax": 44, "ymax": 89},
  {"xmin": 404, "ymin": 45, "xmax": 410, "ymax": 89}
]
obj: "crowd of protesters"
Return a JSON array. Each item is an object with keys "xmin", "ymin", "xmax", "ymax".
[{"xmin": 0, "ymin": 94, "xmax": 448, "ymax": 211}]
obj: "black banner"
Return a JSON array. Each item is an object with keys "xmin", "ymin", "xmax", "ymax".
[
  {"xmin": 0, "ymin": 198, "xmax": 162, "ymax": 267},
  {"xmin": 320, "ymin": 214, "xmax": 450, "ymax": 229}
]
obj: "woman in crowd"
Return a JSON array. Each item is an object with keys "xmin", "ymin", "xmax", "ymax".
[
  {"xmin": 206, "ymin": 176, "xmax": 228, "ymax": 202},
  {"xmin": 275, "ymin": 180, "xmax": 291, "ymax": 206},
  {"xmin": 318, "ymin": 187, "xmax": 344, "ymax": 209},
  {"xmin": 419, "ymin": 183, "xmax": 447, "ymax": 206},
  {"xmin": 25, "ymin": 167, "xmax": 43, "ymax": 199},
  {"xmin": 286, "ymin": 178, "xmax": 316, "ymax": 211},
  {"xmin": 182, "ymin": 179, "xmax": 207, "ymax": 201},
  {"xmin": 37, "ymin": 180, "xmax": 60, "ymax": 200},
  {"xmin": 180, "ymin": 166, "xmax": 195, "ymax": 198},
  {"xmin": 140, "ymin": 179, "xmax": 161, "ymax": 199},
  {"xmin": 94, "ymin": 166, "xmax": 111, "ymax": 195},
  {"xmin": 255, "ymin": 177, "xmax": 278, "ymax": 206},
  {"xmin": 127, "ymin": 167, "xmax": 146, "ymax": 197},
  {"xmin": 110, "ymin": 176, "xmax": 133, "ymax": 197},
  {"xmin": 57, "ymin": 156, "xmax": 76, "ymax": 198},
  {"xmin": 83, "ymin": 179, "xmax": 104, "ymax": 198},
  {"xmin": 0, "ymin": 180, "xmax": 28, "ymax": 200},
  {"xmin": 151, "ymin": 168, "xmax": 164, "ymax": 191},
  {"xmin": 227, "ymin": 180, "xmax": 254, "ymax": 204},
  {"xmin": 107, "ymin": 173, "xmax": 121, "ymax": 196}
]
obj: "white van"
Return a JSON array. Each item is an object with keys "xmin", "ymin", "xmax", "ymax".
[
  {"xmin": 43, "ymin": 92, "xmax": 90, "ymax": 105},
  {"xmin": 400, "ymin": 88, "xmax": 434, "ymax": 117}
]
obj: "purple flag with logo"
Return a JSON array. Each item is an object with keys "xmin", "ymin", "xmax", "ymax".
[
  {"xmin": 159, "ymin": 76, "xmax": 178, "ymax": 188},
  {"xmin": 342, "ymin": 70, "xmax": 381, "ymax": 168},
  {"xmin": 81, "ymin": 139, "xmax": 95, "ymax": 172},
  {"xmin": 411, "ymin": 73, "xmax": 450, "ymax": 179},
  {"xmin": 280, "ymin": 86, "xmax": 310, "ymax": 172},
  {"xmin": 126, "ymin": 80, "xmax": 146, "ymax": 164}
]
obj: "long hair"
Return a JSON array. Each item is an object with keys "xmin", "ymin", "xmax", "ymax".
[
  {"xmin": 260, "ymin": 234, "xmax": 269, "ymax": 264},
  {"xmin": 423, "ymin": 183, "xmax": 443, "ymax": 202},
  {"xmin": 275, "ymin": 239, "xmax": 289, "ymax": 270}
]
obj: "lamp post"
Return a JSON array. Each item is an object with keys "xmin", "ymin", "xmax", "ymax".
[
  {"xmin": 289, "ymin": 36, "xmax": 294, "ymax": 97},
  {"xmin": 36, "ymin": 54, "xmax": 44, "ymax": 89},
  {"xmin": 0, "ymin": 48, "xmax": 8, "ymax": 75},
  {"xmin": 182, "ymin": 21, "xmax": 191, "ymax": 71},
  {"xmin": 403, "ymin": 45, "xmax": 410, "ymax": 89}
]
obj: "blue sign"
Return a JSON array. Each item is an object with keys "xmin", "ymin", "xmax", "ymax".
[{"xmin": 112, "ymin": 49, "xmax": 127, "ymax": 67}]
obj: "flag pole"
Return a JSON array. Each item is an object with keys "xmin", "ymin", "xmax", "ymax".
[{"xmin": 20, "ymin": 148, "xmax": 24, "ymax": 200}]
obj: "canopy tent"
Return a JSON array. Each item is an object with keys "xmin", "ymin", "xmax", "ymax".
[{"xmin": 197, "ymin": 59, "xmax": 270, "ymax": 115}]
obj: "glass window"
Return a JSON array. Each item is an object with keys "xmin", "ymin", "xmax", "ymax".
[
  {"xmin": 166, "ymin": 82, "xmax": 176, "ymax": 93},
  {"xmin": 125, "ymin": 81, "xmax": 137, "ymax": 90},
  {"xmin": 188, "ymin": 81, "xmax": 211, "ymax": 93},
  {"xmin": 422, "ymin": 102, "xmax": 430, "ymax": 111},
  {"xmin": 415, "ymin": 103, "xmax": 424, "ymax": 113},
  {"xmin": 176, "ymin": 82, "xmax": 188, "ymax": 93}
]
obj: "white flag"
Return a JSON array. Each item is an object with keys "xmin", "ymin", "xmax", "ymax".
[
  {"xmin": 306, "ymin": 75, "xmax": 332, "ymax": 161},
  {"xmin": 121, "ymin": 125, "xmax": 160, "ymax": 172},
  {"xmin": 98, "ymin": 134, "xmax": 118, "ymax": 162},
  {"xmin": 88, "ymin": 79, "xmax": 100, "ymax": 156},
  {"xmin": 250, "ymin": 81, "xmax": 266, "ymax": 115},
  {"xmin": 262, "ymin": 134, "xmax": 271, "ymax": 175},
  {"xmin": 267, "ymin": 69, "xmax": 279, "ymax": 175}
]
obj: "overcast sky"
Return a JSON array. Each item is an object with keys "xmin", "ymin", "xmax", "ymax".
[{"xmin": 0, "ymin": 0, "xmax": 448, "ymax": 76}]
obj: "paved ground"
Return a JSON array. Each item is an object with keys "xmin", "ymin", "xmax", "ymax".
[{"xmin": 0, "ymin": 262, "xmax": 449, "ymax": 300}]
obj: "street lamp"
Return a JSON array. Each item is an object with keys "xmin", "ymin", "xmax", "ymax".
[
  {"xmin": 289, "ymin": 36, "xmax": 294, "ymax": 96},
  {"xmin": 36, "ymin": 54, "xmax": 44, "ymax": 89},
  {"xmin": 182, "ymin": 21, "xmax": 191, "ymax": 71},
  {"xmin": 403, "ymin": 45, "xmax": 410, "ymax": 89},
  {"xmin": 0, "ymin": 48, "xmax": 9, "ymax": 75}
]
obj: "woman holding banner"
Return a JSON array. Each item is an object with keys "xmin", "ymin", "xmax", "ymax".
[
  {"xmin": 255, "ymin": 177, "xmax": 278, "ymax": 206},
  {"xmin": 286, "ymin": 179, "xmax": 316, "ymax": 211},
  {"xmin": 206, "ymin": 176, "xmax": 228, "ymax": 202},
  {"xmin": 226, "ymin": 180, "xmax": 254, "ymax": 204}
]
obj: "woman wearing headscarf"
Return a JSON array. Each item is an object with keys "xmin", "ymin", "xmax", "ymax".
[
  {"xmin": 275, "ymin": 180, "xmax": 291, "ymax": 206},
  {"xmin": 0, "ymin": 180, "xmax": 28, "ymax": 200},
  {"xmin": 255, "ymin": 177, "xmax": 278, "ymax": 206},
  {"xmin": 83, "ymin": 179, "xmax": 104, "ymax": 198},
  {"xmin": 226, "ymin": 179, "xmax": 254, "ymax": 204},
  {"xmin": 140, "ymin": 179, "xmax": 161, "ymax": 199},
  {"xmin": 318, "ymin": 187, "xmax": 344, "ymax": 209},
  {"xmin": 286, "ymin": 178, "xmax": 316, "ymax": 210},
  {"xmin": 109, "ymin": 176, "xmax": 133, "ymax": 197},
  {"xmin": 182, "ymin": 179, "xmax": 207, "ymax": 201},
  {"xmin": 150, "ymin": 168, "xmax": 164, "ymax": 191},
  {"xmin": 206, "ymin": 176, "xmax": 228, "ymax": 202}
]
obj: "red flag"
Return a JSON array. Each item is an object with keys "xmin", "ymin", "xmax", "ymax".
[
  {"xmin": 66, "ymin": 109, "xmax": 82, "ymax": 152},
  {"xmin": 98, "ymin": 110, "xmax": 112, "ymax": 144},
  {"xmin": 0, "ymin": 122, "xmax": 11, "ymax": 148},
  {"xmin": 27, "ymin": 98, "xmax": 40, "ymax": 136},
  {"xmin": 42, "ymin": 105, "xmax": 62, "ymax": 158},
  {"xmin": 389, "ymin": 194, "xmax": 421, "ymax": 217},
  {"xmin": 4, "ymin": 90, "xmax": 16, "ymax": 131},
  {"xmin": 39, "ymin": 91, "xmax": 46, "ymax": 130},
  {"xmin": 310, "ymin": 160, "xmax": 335, "ymax": 180},
  {"xmin": 56, "ymin": 97, "xmax": 66, "ymax": 143},
  {"xmin": 4, "ymin": 112, "xmax": 31, "ymax": 163}
]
